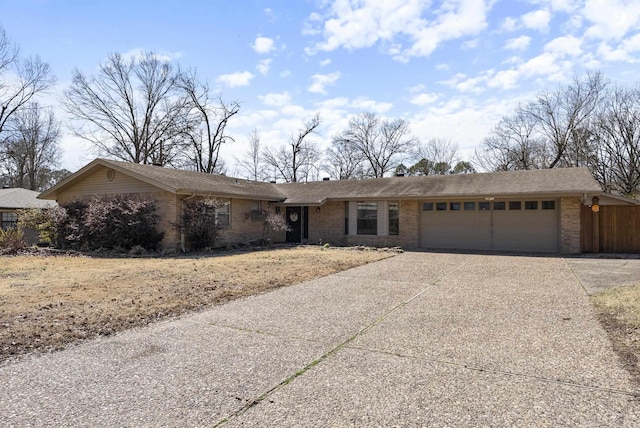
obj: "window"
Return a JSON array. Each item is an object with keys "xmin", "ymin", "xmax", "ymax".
[
  {"xmin": 542, "ymin": 200, "xmax": 556, "ymax": 210},
  {"xmin": 464, "ymin": 202, "xmax": 475, "ymax": 211},
  {"xmin": 357, "ymin": 202, "xmax": 377, "ymax": 235},
  {"xmin": 388, "ymin": 202, "xmax": 399, "ymax": 235},
  {"xmin": 509, "ymin": 201, "xmax": 522, "ymax": 210},
  {"xmin": 450, "ymin": 202, "xmax": 461, "ymax": 211},
  {"xmin": 525, "ymin": 201, "xmax": 538, "ymax": 210},
  {"xmin": 493, "ymin": 201, "xmax": 506, "ymax": 210},
  {"xmin": 216, "ymin": 201, "xmax": 230, "ymax": 227},
  {"xmin": 436, "ymin": 202, "xmax": 447, "ymax": 211},
  {"xmin": 1, "ymin": 212, "xmax": 17, "ymax": 230},
  {"xmin": 478, "ymin": 201, "xmax": 490, "ymax": 211},
  {"xmin": 249, "ymin": 201, "xmax": 262, "ymax": 221},
  {"xmin": 344, "ymin": 202, "xmax": 349, "ymax": 234},
  {"xmin": 422, "ymin": 202, "xmax": 433, "ymax": 211}
]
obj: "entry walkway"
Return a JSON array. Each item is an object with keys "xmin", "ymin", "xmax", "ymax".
[{"xmin": 1, "ymin": 253, "xmax": 638, "ymax": 426}]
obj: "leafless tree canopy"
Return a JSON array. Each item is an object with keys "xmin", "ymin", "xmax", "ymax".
[
  {"xmin": 331, "ymin": 112, "xmax": 418, "ymax": 178},
  {"xmin": 63, "ymin": 51, "xmax": 191, "ymax": 165},
  {"xmin": 177, "ymin": 70, "xmax": 240, "ymax": 173},
  {"xmin": 2, "ymin": 102, "xmax": 62, "ymax": 190},
  {"xmin": 235, "ymin": 129, "xmax": 263, "ymax": 181},
  {"xmin": 0, "ymin": 26, "xmax": 57, "ymax": 189},
  {"xmin": 263, "ymin": 113, "xmax": 321, "ymax": 182},
  {"xmin": 477, "ymin": 71, "xmax": 640, "ymax": 198},
  {"xmin": 324, "ymin": 134, "xmax": 366, "ymax": 180}
]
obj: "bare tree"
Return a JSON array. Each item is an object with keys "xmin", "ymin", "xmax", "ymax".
[
  {"xmin": 520, "ymin": 71, "xmax": 606, "ymax": 168},
  {"xmin": 406, "ymin": 137, "xmax": 460, "ymax": 175},
  {"xmin": 324, "ymin": 134, "xmax": 366, "ymax": 179},
  {"xmin": 63, "ymin": 51, "xmax": 191, "ymax": 165},
  {"xmin": 263, "ymin": 113, "xmax": 321, "ymax": 182},
  {"xmin": 2, "ymin": 102, "xmax": 62, "ymax": 190},
  {"xmin": 236, "ymin": 129, "xmax": 263, "ymax": 181},
  {"xmin": 337, "ymin": 112, "xmax": 418, "ymax": 178},
  {"xmin": 592, "ymin": 84, "xmax": 640, "ymax": 197},
  {"xmin": 0, "ymin": 26, "xmax": 55, "ymax": 142},
  {"xmin": 476, "ymin": 111, "xmax": 550, "ymax": 171},
  {"xmin": 177, "ymin": 70, "xmax": 240, "ymax": 173}
]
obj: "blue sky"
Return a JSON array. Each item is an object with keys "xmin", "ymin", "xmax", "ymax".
[{"xmin": 2, "ymin": 0, "xmax": 640, "ymax": 176}]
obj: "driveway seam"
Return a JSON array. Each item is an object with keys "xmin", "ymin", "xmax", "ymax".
[
  {"xmin": 212, "ymin": 258, "xmax": 472, "ymax": 427},
  {"xmin": 345, "ymin": 344, "xmax": 640, "ymax": 398}
]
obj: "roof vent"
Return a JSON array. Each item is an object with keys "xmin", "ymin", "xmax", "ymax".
[
  {"xmin": 322, "ymin": 177, "xmax": 330, "ymax": 181},
  {"xmin": 396, "ymin": 173, "xmax": 405, "ymax": 177},
  {"xmin": 269, "ymin": 180, "xmax": 276, "ymax": 184}
]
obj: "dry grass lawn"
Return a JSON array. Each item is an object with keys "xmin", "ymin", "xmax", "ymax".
[
  {"xmin": 591, "ymin": 283, "xmax": 640, "ymax": 387},
  {"xmin": 0, "ymin": 246, "xmax": 395, "ymax": 363}
]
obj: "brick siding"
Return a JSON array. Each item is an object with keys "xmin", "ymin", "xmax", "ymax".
[{"xmin": 560, "ymin": 196, "xmax": 582, "ymax": 254}]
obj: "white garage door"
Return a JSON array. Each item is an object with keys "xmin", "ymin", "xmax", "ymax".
[{"xmin": 420, "ymin": 200, "xmax": 559, "ymax": 253}]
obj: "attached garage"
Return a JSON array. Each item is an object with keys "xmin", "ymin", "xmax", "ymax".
[{"xmin": 420, "ymin": 199, "xmax": 559, "ymax": 253}]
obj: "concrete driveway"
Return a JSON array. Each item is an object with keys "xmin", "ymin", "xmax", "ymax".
[{"xmin": 1, "ymin": 252, "xmax": 639, "ymax": 427}]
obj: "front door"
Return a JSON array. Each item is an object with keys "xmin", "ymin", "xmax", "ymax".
[{"xmin": 286, "ymin": 206, "xmax": 302, "ymax": 243}]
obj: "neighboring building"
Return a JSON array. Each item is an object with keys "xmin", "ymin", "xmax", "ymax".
[
  {"xmin": 38, "ymin": 158, "xmax": 637, "ymax": 254},
  {"xmin": 0, "ymin": 187, "xmax": 57, "ymax": 242}
]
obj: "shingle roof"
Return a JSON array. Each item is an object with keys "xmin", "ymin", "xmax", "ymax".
[
  {"xmin": 39, "ymin": 158, "xmax": 603, "ymax": 205},
  {"xmin": 0, "ymin": 188, "xmax": 57, "ymax": 209},
  {"xmin": 39, "ymin": 158, "xmax": 286, "ymax": 201},
  {"xmin": 276, "ymin": 167, "xmax": 602, "ymax": 204}
]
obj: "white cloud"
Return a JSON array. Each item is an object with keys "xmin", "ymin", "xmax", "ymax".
[
  {"xmin": 544, "ymin": 35, "xmax": 582, "ymax": 57},
  {"xmin": 252, "ymin": 36, "xmax": 275, "ymax": 54},
  {"xmin": 521, "ymin": 9, "xmax": 551, "ymax": 32},
  {"xmin": 256, "ymin": 59, "xmax": 272, "ymax": 75},
  {"xmin": 504, "ymin": 35, "xmax": 531, "ymax": 51},
  {"xmin": 582, "ymin": 0, "xmax": 640, "ymax": 40},
  {"xmin": 305, "ymin": 0, "xmax": 491, "ymax": 62},
  {"xmin": 216, "ymin": 71, "xmax": 254, "ymax": 88},
  {"xmin": 410, "ymin": 92, "xmax": 439, "ymax": 105},
  {"xmin": 351, "ymin": 97, "xmax": 393, "ymax": 113},
  {"xmin": 319, "ymin": 58, "xmax": 332, "ymax": 66},
  {"xmin": 308, "ymin": 71, "xmax": 341, "ymax": 94},
  {"xmin": 259, "ymin": 92, "xmax": 292, "ymax": 107},
  {"xmin": 501, "ymin": 17, "xmax": 518, "ymax": 32},
  {"xmin": 280, "ymin": 70, "xmax": 291, "ymax": 78},
  {"xmin": 487, "ymin": 69, "xmax": 521, "ymax": 90}
]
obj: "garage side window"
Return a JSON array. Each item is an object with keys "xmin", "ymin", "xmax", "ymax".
[
  {"xmin": 357, "ymin": 202, "xmax": 377, "ymax": 235},
  {"xmin": 389, "ymin": 202, "xmax": 399, "ymax": 235}
]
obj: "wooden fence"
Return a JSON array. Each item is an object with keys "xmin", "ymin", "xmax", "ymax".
[{"xmin": 581, "ymin": 205, "xmax": 640, "ymax": 253}]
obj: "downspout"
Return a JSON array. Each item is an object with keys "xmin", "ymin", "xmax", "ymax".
[{"xmin": 180, "ymin": 193, "xmax": 197, "ymax": 252}]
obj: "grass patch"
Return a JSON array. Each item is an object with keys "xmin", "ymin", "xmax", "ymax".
[
  {"xmin": 591, "ymin": 283, "xmax": 640, "ymax": 387},
  {"xmin": 0, "ymin": 246, "xmax": 395, "ymax": 364}
]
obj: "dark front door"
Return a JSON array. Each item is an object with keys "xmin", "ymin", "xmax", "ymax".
[{"xmin": 286, "ymin": 206, "xmax": 302, "ymax": 243}]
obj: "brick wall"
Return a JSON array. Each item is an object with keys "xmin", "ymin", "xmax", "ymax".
[
  {"xmin": 560, "ymin": 196, "xmax": 581, "ymax": 254},
  {"xmin": 217, "ymin": 199, "xmax": 266, "ymax": 247},
  {"xmin": 271, "ymin": 200, "xmax": 421, "ymax": 249},
  {"xmin": 308, "ymin": 201, "xmax": 347, "ymax": 246}
]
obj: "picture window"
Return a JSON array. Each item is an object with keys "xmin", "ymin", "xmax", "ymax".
[{"xmin": 357, "ymin": 202, "xmax": 378, "ymax": 235}]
